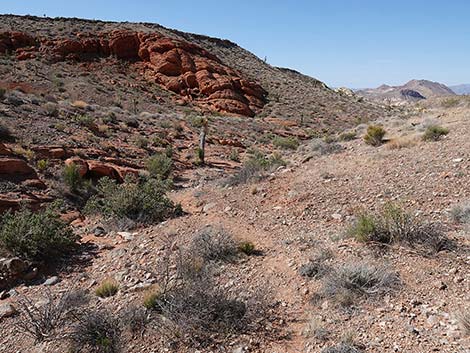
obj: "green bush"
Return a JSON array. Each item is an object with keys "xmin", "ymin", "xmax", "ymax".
[
  {"xmin": 63, "ymin": 163, "xmax": 83, "ymax": 192},
  {"xmin": 95, "ymin": 279, "xmax": 119, "ymax": 298},
  {"xmin": 364, "ymin": 125, "xmax": 386, "ymax": 146},
  {"xmin": 37, "ymin": 159, "xmax": 48, "ymax": 172},
  {"xmin": 238, "ymin": 241, "xmax": 256, "ymax": 255},
  {"xmin": 74, "ymin": 114, "xmax": 94, "ymax": 128},
  {"xmin": 0, "ymin": 206, "xmax": 78, "ymax": 262},
  {"xmin": 349, "ymin": 203, "xmax": 449, "ymax": 252},
  {"xmin": 85, "ymin": 177, "xmax": 181, "ymax": 225},
  {"xmin": 422, "ymin": 125, "xmax": 449, "ymax": 141},
  {"xmin": 272, "ymin": 136, "xmax": 299, "ymax": 150},
  {"xmin": 146, "ymin": 153, "xmax": 172, "ymax": 180}
]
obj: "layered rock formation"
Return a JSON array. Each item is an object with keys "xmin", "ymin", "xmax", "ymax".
[
  {"xmin": 0, "ymin": 31, "xmax": 267, "ymax": 117},
  {"xmin": 0, "ymin": 143, "xmax": 50, "ymax": 212}
]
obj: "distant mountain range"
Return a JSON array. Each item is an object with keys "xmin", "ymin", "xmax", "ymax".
[
  {"xmin": 449, "ymin": 84, "xmax": 470, "ymax": 95},
  {"xmin": 356, "ymin": 79, "xmax": 456, "ymax": 104}
]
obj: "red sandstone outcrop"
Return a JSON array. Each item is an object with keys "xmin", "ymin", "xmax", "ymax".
[
  {"xmin": 0, "ymin": 30, "xmax": 267, "ymax": 117},
  {"xmin": 65, "ymin": 157, "xmax": 140, "ymax": 183}
]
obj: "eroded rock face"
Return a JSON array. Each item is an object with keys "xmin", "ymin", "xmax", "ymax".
[
  {"xmin": 0, "ymin": 30, "xmax": 267, "ymax": 117},
  {"xmin": 65, "ymin": 157, "xmax": 140, "ymax": 183}
]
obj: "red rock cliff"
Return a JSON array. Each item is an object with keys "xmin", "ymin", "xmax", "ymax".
[{"xmin": 0, "ymin": 31, "xmax": 267, "ymax": 117}]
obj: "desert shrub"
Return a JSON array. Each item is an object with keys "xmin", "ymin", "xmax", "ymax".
[
  {"xmin": 74, "ymin": 114, "xmax": 94, "ymax": 128},
  {"xmin": 272, "ymin": 136, "xmax": 299, "ymax": 150},
  {"xmin": 422, "ymin": 125, "xmax": 449, "ymax": 141},
  {"xmin": 303, "ymin": 317, "xmax": 330, "ymax": 341},
  {"xmin": 238, "ymin": 241, "xmax": 256, "ymax": 255},
  {"xmin": 339, "ymin": 131, "xmax": 357, "ymax": 141},
  {"xmin": 0, "ymin": 87, "xmax": 5, "ymax": 99},
  {"xmin": 63, "ymin": 163, "xmax": 83, "ymax": 192},
  {"xmin": 146, "ymin": 153, "xmax": 172, "ymax": 180},
  {"xmin": 364, "ymin": 125, "xmax": 386, "ymax": 146},
  {"xmin": 229, "ymin": 149, "xmax": 240, "ymax": 162},
  {"xmin": 0, "ymin": 206, "xmax": 78, "ymax": 262},
  {"xmin": 69, "ymin": 309, "xmax": 121, "ymax": 353},
  {"xmin": 299, "ymin": 248, "xmax": 333, "ymax": 279},
  {"xmin": 121, "ymin": 305, "xmax": 150, "ymax": 337},
  {"xmin": 189, "ymin": 115, "xmax": 206, "ymax": 128},
  {"xmin": 228, "ymin": 150, "xmax": 286, "ymax": 185},
  {"xmin": 37, "ymin": 159, "xmax": 48, "ymax": 171},
  {"xmin": 150, "ymin": 249, "xmax": 256, "ymax": 347},
  {"xmin": 84, "ymin": 177, "xmax": 181, "ymax": 225},
  {"xmin": 142, "ymin": 291, "xmax": 160, "ymax": 310},
  {"xmin": 0, "ymin": 123, "xmax": 14, "ymax": 141},
  {"xmin": 190, "ymin": 227, "xmax": 239, "ymax": 262},
  {"xmin": 12, "ymin": 146, "xmax": 34, "ymax": 160},
  {"xmin": 134, "ymin": 135, "xmax": 149, "ymax": 149},
  {"xmin": 349, "ymin": 203, "xmax": 449, "ymax": 252},
  {"xmin": 319, "ymin": 262, "xmax": 399, "ymax": 306},
  {"xmin": 15, "ymin": 289, "xmax": 90, "ymax": 343},
  {"xmin": 450, "ymin": 201, "xmax": 470, "ymax": 224},
  {"xmin": 95, "ymin": 280, "xmax": 119, "ymax": 298},
  {"xmin": 441, "ymin": 97, "xmax": 460, "ymax": 108}
]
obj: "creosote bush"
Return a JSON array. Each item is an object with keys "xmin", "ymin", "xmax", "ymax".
[
  {"xmin": 146, "ymin": 153, "xmax": 172, "ymax": 180},
  {"xmin": 422, "ymin": 125, "xmax": 449, "ymax": 141},
  {"xmin": 85, "ymin": 177, "xmax": 181, "ymax": 226},
  {"xmin": 0, "ymin": 205, "xmax": 78, "ymax": 262},
  {"xmin": 95, "ymin": 279, "xmax": 119, "ymax": 298},
  {"xmin": 228, "ymin": 150, "xmax": 286, "ymax": 185},
  {"xmin": 349, "ymin": 203, "xmax": 449, "ymax": 252},
  {"xmin": 364, "ymin": 125, "xmax": 386, "ymax": 146}
]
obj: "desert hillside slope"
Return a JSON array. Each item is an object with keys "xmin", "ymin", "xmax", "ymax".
[{"xmin": 0, "ymin": 15, "xmax": 468, "ymax": 353}]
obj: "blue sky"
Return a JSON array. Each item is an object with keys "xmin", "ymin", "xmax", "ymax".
[{"xmin": 2, "ymin": 1, "xmax": 469, "ymax": 88}]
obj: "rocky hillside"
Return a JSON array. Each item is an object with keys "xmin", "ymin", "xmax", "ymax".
[
  {"xmin": 0, "ymin": 14, "xmax": 392, "ymax": 213},
  {"xmin": 358, "ymin": 79, "xmax": 456, "ymax": 105}
]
